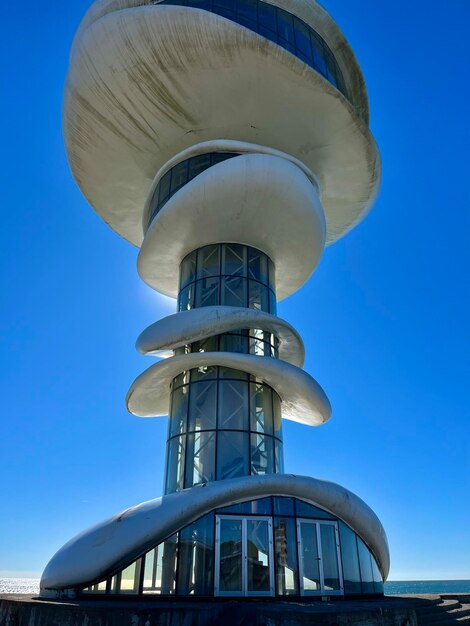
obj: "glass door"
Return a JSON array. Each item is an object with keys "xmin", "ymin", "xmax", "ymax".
[
  {"xmin": 215, "ymin": 516, "xmax": 274, "ymax": 596},
  {"xmin": 297, "ymin": 520, "xmax": 343, "ymax": 596}
]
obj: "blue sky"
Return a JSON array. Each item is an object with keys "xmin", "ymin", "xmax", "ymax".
[{"xmin": 1, "ymin": 0, "xmax": 469, "ymax": 580}]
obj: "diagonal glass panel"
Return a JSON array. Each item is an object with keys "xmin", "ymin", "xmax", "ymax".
[{"xmin": 218, "ymin": 380, "xmax": 249, "ymax": 430}]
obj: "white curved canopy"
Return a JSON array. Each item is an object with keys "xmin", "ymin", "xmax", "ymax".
[
  {"xmin": 137, "ymin": 306, "xmax": 305, "ymax": 367},
  {"xmin": 40, "ymin": 473, "xmax": 390, "ymax": 595},
  {"xmin": 64, "ymin": 5, "xmax": 380, "ymax": 251},
  {"xmin": 138, "ymin": 153, "xmax": 325, "ymax": 300},
  {"xmin": 126, "ymin": 351, "xmax": 331, "ymax": 426}
]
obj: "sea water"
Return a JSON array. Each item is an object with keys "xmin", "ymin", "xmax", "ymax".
[{"xmin": 1, "ymin": 579, "xmax": 469, "ymax": 596}]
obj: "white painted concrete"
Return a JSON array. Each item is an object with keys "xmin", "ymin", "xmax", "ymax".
[
  {"xmin": 126, "ymin": 351, "xmax": 331, "ymax": 426},
  {"xmin": 40, "ymin": 474, "xmax": 390, "ymax": 595},
  {"xmin": 64, "ymin": 5, "xmax": 380, "ymax": 251},
  {"xmin": 138, "ymin": 154, "xmax": 326, "ymax": 299},
  {"xmin": 137, "ymin": 306, "xmax": 305, "ymax": 367}
]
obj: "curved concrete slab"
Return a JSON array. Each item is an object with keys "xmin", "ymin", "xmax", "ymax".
[
  {"xmin": 126, "ymin": 351, "xmax": 331, "ymax": 426},
  {"xmin": 40, "ymin": 473, "xmax": 390, "ymax": 594},
  {"xmin": 138, "ymin": 154, "xmax": 325, "ymax": 300},
  {"xmin": 64, "ymin": 5, "xmax": 380, "ymax": 251},
  {"xmin": 136, "ymin": 306, "xmax": 305, "ymax": 367}
]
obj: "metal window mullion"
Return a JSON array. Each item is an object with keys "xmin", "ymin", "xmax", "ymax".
[
  {"xmin": 242, "ymin": 517, "xmax": 247, "ymax": 595},
  {"xmin": 268, "ymin": 517, "xmax": 275, "ymax": 596},
  {"xmin": 334, "ymin": 523, "xmax": 345, "ymax": 594},
  {"xmin": 316, "ymin": 522, "xmax": 325, "ymax": 594},
  {"xmin": 296, "ymin": 519, "xmax": 304, "ymax": 596}
]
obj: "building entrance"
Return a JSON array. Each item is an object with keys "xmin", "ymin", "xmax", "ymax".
[
  {"xmin": 215, "ymin": 516, "xmax": 274, "ymax": 596},
  {"xmin": 297, "ymin": 519, "xmax": 344, "ymax": 596}
]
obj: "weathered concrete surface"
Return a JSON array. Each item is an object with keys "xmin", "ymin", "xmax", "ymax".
[{"xmin": 0, "ymin": 595, "xmax": 421, "ymax": 626}]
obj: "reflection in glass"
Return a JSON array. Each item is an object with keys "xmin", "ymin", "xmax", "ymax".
[
  {"xmin": 251, "ymin": 433, "xmax": 274, "ymax": 475},
  {"xmin": 296, "ymin": 499, "xmax": 335, "ymax": 519},
  {"xmin": 358, "ymin": 538, "xmax": 374, "ymax": 594},
  {"xmin": 320, "ymin": 524, "xmax": 340, "ymax": 591},
  {"xmin": 298, "ymin": 521, "xmax": 321, "ymax": 592},
  {"xmin": 170, "ymin": 385, "xmax": 188, "ymax": 437},
  {"xmin": 166, "ymin": 436, "xmax": 185, "ymax": 494},
  {"xmin": 217, "ymin": 431, "xmax": 249, "ymax": 479},
  {"xmin": 219, "ymin": 518, "xmax": 243, "ymax": 593},
  {"xmin": 178, "ymin": 514, "xmax": 214, "ymax": 595},
  {"xmin": 119, "ymin": 559, "xmax": 141, "ymax": 594},
  {"xmin": 371, "ymin": 555, "xmax": 384, "ymax": 594},
  {"xmin": 185, "ymin": 431, "xmax": 216, "ymax": 487},
  {"xmin": 188, "ymin": 380, "xmax": 217, "ymax": 431},
  {"xmin": 247, "ymin": 519, "xmax": 271, "ymax": 593},
  {"xmin": 274, "ymin": 517, "xmax": 299, "ymax": 595},
  {"xmin": 218, "ymin": 380, "xmax": 249, "ymax": 430},
  {"xmin": 339, "ymin": 522, "xmax": 361, "ymax": 594}
]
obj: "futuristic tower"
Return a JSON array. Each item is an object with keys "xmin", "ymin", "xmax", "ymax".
[{"xmin": 41, "ymin": 0, "xmax": 389, "ymax": 599}]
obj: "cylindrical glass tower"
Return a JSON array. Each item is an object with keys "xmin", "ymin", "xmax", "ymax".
[{"xmin": 165, "ymin": 243, "xmax": 284, "ymax": 494}]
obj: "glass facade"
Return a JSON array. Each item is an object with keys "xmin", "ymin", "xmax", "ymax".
[
  {"xmin": 178, "ymin": 243, "xmax": 276, "ymax": 315},
  {"xmin": 153, "ymin": 0, "xmax": 347, "ymax": 99},
  {"xmin": 148, "ymin": 152, "xmax": 240, "ymax": 228},
  {"xmin": 82, "ymin": 498, "xmax": 384, "ymax": 598},
  {"xmin": 165, "ymin": 243, "xmax": 282, "ymax": 494}
]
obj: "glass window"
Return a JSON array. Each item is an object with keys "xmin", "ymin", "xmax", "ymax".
[
  {"xmin": 217, "ymin": 431, "xmax": 249, "ymax": 479},
  {"xmin": 221, "ymin": 276, "xmax": 247, "ymax": 307},
  {"xmin": 157, "ymin": 170, "xmax": 171, "ymax": 205},
  {"xmin": 273, "ymin": 497, "xmax": 295, "ymax": 516},
  {"xmin": 185, "ymin": 431, "xmax": 216, "ymax": 487},
  {"xmin": 320, "ymin": 524, "xmax": 340, "ymax": 591},
  {"xmin": 339, "ymin": 522, "xmax": 361, "ymax": 594},
  {"xmin": 180, "ymin": 250, "xmax": 197, "ymax": 289},
  {"xmin": 169, "ymin": 385, "xmax": 189, "ymax": 437},
  {"xmin": 295, "ymin": 499, "xmax": 335, "ymax": 519},
  {"xmin": 218, "ymin": 380, "xmax": 249, "ymax": 430},
  {"xmin": 248, "ymin": 280, "xmax": 269, "ymax": 312},
  {"xmin": 118, "ymin": 559, "xmax": 141, "ymax": 594},
  {"xmin": 222, "ymin": 243, "xmax": 247, "ymax": 277},
  {"xmin": 274, "ymin": 517, "xmax": 299, "ymax": 595},
  {"xmin": 159, "ymin": 534, "xmax": 178, "ymax": 595},
  {"xmin": 257, "ymin": 1, "xmax": 277, "ymax": 33},
  {"xmin": 197, "ymin": 245, "xmax": 220, "ymax": 279},
  {"xmin": 269, "ymin": 288, "xmax": 277, "ymax": 315},
  {"xmin": 250, "ymin": 383, "xmax": 274, "ymax": 435},
  {"xmin": 188, "ymin": 153, "xmax": 212, "ymax": 180},
  {"xmin": 213, "ymin": 0, "xmax": 236, "ymax": 12},
  {"xmin": 195, "ymin": 277, "xmax": 220, "ymax": 307},
  {"xmin": 310, "ymin": 32, "xmax": 327, "ymax": 77},
  {"xmin": 166, "ymin": 436, "xmax": 186, "ymax": 493},
  {"xmin": 294, "ymin": 18, "xmax": 312, "ymax": 60},
  {"xmin": 250, "ymin": 497, "xmax": 273, "ymax": 515},
  {"xmin": 371, "ymin": 555, "xmax": 384, "ymax": 594},
  {"xmin": 178, "ymin": 283, "xmax": 194, "ymax": 311},
  {"xmin": 250, "ymin": 432, "xmax": 274, "ymax": 475},
  {"xmin": 177, "ymin": 514, "xmax": 214, "ymax": 595},
  {"xmin": 220, "ymin": 332, "xmax": 249, "ymax": 354},
  {"xmin": 218, "ymin": 518, "xmax": 243, "ymax": 592},
  {"xmin": 246, "ymin": 519, "xmax": 271, "ymax": 592},
  {"xmin": 237, "ymin": 0, "xmax": 257, "ymax": 28},
  {"xmin": 170, "ymin": 160, "xmax": 188, "ymax": 193},
  {"xmin": 277, "ymin": 10, "xmax": 294, "ymax": 44},
  {"xmin": 357, "ymin": 538, "xmax": 374, "ymax": 594},
  {"xmin": 188, "ymin": 380, "xmax": 217, "ymax": 431},
  {"xmin": 190, "ymin": 364, "xmax": 218, "ymax": 383},
  {"xmin": 273, "ymin": 393, "xmax": 282, "ymax": 438},
  {"xmin": 191, "ymin": 335, "xmax": 219, "ymax": 354},
  {"xmin": 298, "ymin": 521, "xmax": 321, "ymax": 592},
  {"xmin": 142, "ymin": 547, "xmax": 159, "ymax": 594},
  {"xmin": 268, "ymin": 258, "xmax": 276, "ymax": 292},
  {"xmin": 274, "ymin": 438, "xmax": 284, "ymax": 473},
  {"xmin": 218, "ymin": 365, "xmax": 249, "ymax": 380},
  {"xmin": 248, "ymin": 248, "xmax": 268, "ymax": 283}
]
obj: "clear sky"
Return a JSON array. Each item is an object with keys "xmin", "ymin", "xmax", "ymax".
[{"xmin": 1, "ymin": 0, "xmax": 469, "ymax": 581}]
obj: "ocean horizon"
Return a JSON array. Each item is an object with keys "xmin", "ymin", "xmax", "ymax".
[{"xmin": 1, "ymin": 578, "xmax": 469, "ymax": 596}]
